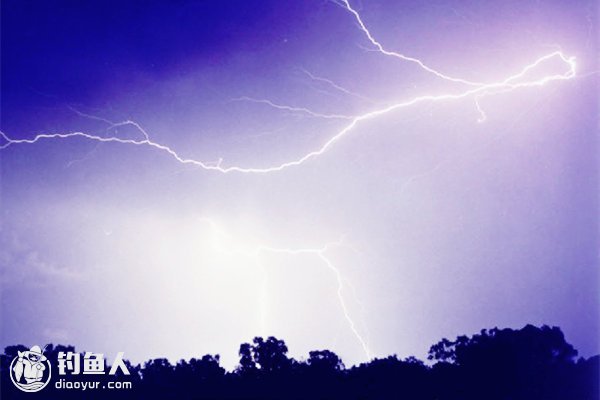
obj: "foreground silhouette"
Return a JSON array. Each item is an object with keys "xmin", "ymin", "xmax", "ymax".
[{"xmin": 1, "ymin": 325, "xmax": 598, "ymax": 399}]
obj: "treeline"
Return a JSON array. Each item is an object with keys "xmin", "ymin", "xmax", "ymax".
[{"xmin": 1, "ymin": 324, "xmax": 598, "ymax": 399}]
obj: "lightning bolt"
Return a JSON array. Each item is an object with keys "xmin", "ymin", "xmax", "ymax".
[
  {"xmin": 0, "ymin": 49, "xmax": 576, "ymax": 174},
  {"xmin": 298, "ymin": 68, "xmax": 375, "ymax": 104},
  {"xmin": 256, "ymin": 245, "xmax": 371, "ymax": 358},
  {"xmin": 200, "ymin": 218, "xmax": 371, "ymax": 358},
  {"xmin": 334, "ymin": 0, "xmax": 485, "ymax": 86},
  {"xmin": 0, "ymin": 2, "xmax": 578, "ymax": 174},
  {"xmin": 231, "ymin": 96, "xmax": 356, "ymax": 120},
  {"xmin": 474, "ymin": 96, "xmax": 487, "ymax": 123}
]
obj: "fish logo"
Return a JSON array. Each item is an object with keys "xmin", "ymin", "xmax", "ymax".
[{"xmin": 10, "ymin": 345, "xmax": 52, "ymax": 392}]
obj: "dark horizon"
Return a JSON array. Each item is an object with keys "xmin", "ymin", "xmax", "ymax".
[{"xmin": 2, "ymin": 324, "xmax": 598, "ymax": 399}]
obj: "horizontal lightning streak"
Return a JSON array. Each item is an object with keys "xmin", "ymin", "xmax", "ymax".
[
  {"xmin": 0, "ymin": 51, "xmax": 576, "ymax": 174},
  {"xmin": 299, "ymin": 68, "xmax": 375, "ymax": 103},
  {"xmin": 231, "ymin": 97, "xmax": 356, "ymax": 120}
]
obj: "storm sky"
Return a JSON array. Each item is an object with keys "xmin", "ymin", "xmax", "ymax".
[{"xmin": 1, "ymin": 0, "xmax": 598, "ymax": 369}]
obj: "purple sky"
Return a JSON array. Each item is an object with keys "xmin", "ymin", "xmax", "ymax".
[{"xmin": 1, "ymin": 0, "xmax": 598, "ymax": 369}]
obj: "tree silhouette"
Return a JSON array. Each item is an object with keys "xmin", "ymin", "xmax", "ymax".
[
  {"xmin": 237, "ymin": 342, "xmax": 257, "ymax": 374},
  {"xmin": 428, "ymin": 325, "xmax": 586, "ymax": 400},
  {"xmin": 249, "ymin": 336, "xmax": 291, "ymax": 373},
  {"xmin": 307, "ymin": 350, "xmax": 344, "ymax": 371},
  {"xmin": 1, "ymin": 325, "xmax": 597, "ymax": 400}
]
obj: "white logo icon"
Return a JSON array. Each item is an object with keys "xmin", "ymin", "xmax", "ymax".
[{"xmin": 10, "ymin": 345, "xmax": 52, "ymax": 392}]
